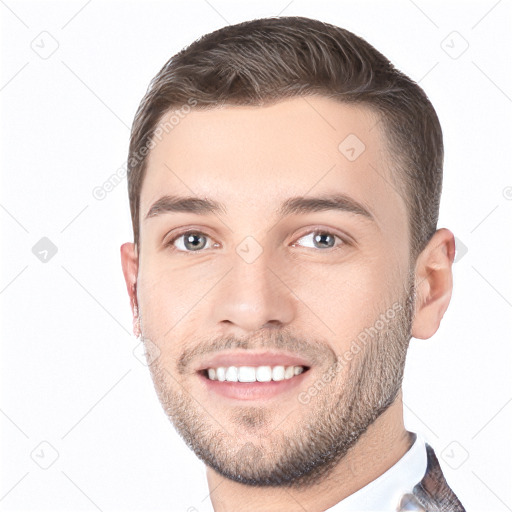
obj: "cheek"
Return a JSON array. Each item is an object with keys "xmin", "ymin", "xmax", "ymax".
[
  {"xmin": 291, "ymin": 256, "xmax": 400, "ymax": 347},
  {"xmin": 137, "ymin": 255, "xmax": 220, "ymax": 333},
  {"xmin": 137, "ymin": 242, "xmax": 404, "ymax": 351}
]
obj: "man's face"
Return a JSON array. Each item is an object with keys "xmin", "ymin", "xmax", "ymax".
[{"xmin": 133, "ymin": 96, "xmax": 414, "ymax": 487}]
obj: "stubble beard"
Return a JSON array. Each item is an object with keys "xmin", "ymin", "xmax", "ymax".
[{"xmin": 141, "ymin": 274, "xmax": 415, "ymax": 489}]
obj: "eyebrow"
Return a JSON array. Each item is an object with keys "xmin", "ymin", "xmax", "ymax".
[
  {"xmin": 278, "ymin": 194, "xmax": 373, "ymax": 220},
  {"xmin": 145, "ymin": 195, "xmax": 227, "ymax": 219},
  {"xmin": 144, "ymin": 193, "xmax": 374, "ymax": 222}
]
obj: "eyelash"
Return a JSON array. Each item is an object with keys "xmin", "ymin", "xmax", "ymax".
[{"xmin": 164, "ymin": 228, "xmax": 349, "ymax": 254}]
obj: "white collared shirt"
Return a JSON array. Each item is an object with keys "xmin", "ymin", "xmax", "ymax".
[{"xmin": 325, "ymin": 432, "xmax": 428, "ymax": 512}]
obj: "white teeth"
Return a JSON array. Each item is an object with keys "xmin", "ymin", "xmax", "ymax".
[
  {"xmin": 256, "ymin": 366, "xmax": 272, "ymax": 382},
  {"xmin": 284, "ymin": 366, "xmax": 295, "ymax": 379},
  {"xmin": 272, "ymin": 366, "xmax": 285, "ymax": 381},
  {"xmin": 238, "ymin": 366, "xmax": 256, "ymax": 382},
  {"xmin": 204, "ymin": 365, "xmax": 306, "ymax": 382},
  {"xmin": 225, "ymin": 366, "xmax": 238, "ymax": 382}
]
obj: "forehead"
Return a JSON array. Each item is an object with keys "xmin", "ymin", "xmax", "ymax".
[{"xmin": 140, "ymin": 96, "xmax": 407, "ymax": 236}]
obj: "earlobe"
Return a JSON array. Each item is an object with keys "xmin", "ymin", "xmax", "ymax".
[
  {"xmin": 411, "ymin": 228, "xmax": 455, "ymax": 340},
  {"xmin": 120, "ymin": 242, "xmax": 140, "ymax": 337}
]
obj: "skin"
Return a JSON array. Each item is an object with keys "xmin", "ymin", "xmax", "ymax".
[{"xmin": 121, "ymin": 96, "xmax": 455, "ymax": 512}]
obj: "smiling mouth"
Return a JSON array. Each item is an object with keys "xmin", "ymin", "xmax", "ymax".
[{"xmin": 198, "ymin": 365, "xmax": 310, "ymax": 383}]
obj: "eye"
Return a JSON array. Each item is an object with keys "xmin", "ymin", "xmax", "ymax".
[
  {"xmin": 165, "ymin": 228, "xmax": 347, "ymax": 254},
  {"xmin": 291, "ymin": 230, "xmax": 345, "ymax": 250},
  {"xmin": 167, "ymin": 230, "xmax": 219, "ymax": 253}
]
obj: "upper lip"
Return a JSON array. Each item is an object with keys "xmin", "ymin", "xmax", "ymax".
[{"xmin": 195, "ymin": 350, "xmax": 313, "ymax": 371}]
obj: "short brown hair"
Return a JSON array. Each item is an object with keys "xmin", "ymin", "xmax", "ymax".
[{"xmin": 128, "ymin": 16, "xmax": 443, "ymax": 258}]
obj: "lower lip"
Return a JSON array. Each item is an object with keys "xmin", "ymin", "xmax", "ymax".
[{"xmin": 197, "ymin": 369, "xmax": 310, "ymax": 401}]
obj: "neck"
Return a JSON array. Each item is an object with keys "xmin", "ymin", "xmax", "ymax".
[{"xmin": 206, "ymin": 391, "xmax": 412, "ymax": 512}]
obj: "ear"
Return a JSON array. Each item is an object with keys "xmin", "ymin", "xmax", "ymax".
[
  {"xmin": 120, "ymin": 242, "xmax": 140, "ymax": 337},
  {"xmin": 411, "ymin": 228, "xmax": 456, "ymax": 339}
]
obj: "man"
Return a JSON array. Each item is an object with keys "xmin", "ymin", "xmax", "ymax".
[{"xmin": 120, "ymin": 16, "xmax": 466, "ymax": 511}]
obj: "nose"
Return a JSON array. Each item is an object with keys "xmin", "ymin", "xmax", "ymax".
[{"xmin": 211, "ymin": 249, "xmax": 296, "ymax": 334}]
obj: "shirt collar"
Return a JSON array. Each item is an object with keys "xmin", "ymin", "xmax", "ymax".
[{"xmin": 325, "ymin": 431, "xmax": 428, "ymax": 512}]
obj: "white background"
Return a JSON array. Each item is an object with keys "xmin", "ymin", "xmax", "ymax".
[{"xmin": 1, "ymin": 0, "xmax": 511, "ymax": 510}]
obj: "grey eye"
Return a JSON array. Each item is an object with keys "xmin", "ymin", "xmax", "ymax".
[
  {"xmin": 174, "ymin": 232, "xmax": 212, "ymax": 252},
  {"xmin": 294, "ymin": 231, "xmax": 341, "ymax": 250}
]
